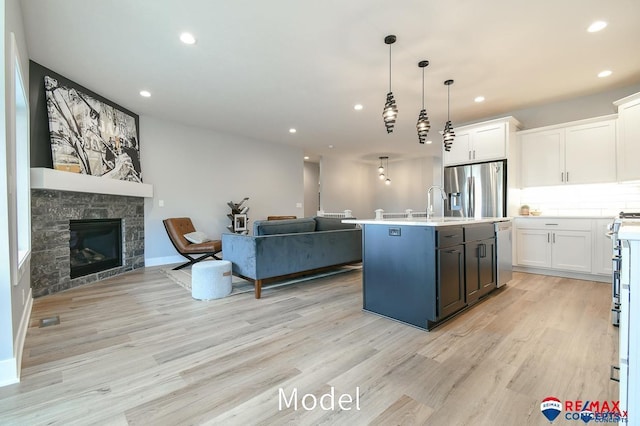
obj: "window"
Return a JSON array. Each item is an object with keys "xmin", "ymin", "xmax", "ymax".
[{"xmin": 12, "ymin": 33, "xmax": 30, "ymax": 273}]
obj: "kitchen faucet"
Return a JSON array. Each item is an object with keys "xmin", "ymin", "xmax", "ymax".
[{"xmin": 427, "ymin": 186, "xmax": 447, "ymax": 219}]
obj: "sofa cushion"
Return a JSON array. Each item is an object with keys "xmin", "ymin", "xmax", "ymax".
[
  {"xmin": 253, "ymin": 217, "xmax": 316, "ymax": 236},
  {"xmin": 314, "ymin": 216, "xmax": 357, "ymax": 231}
]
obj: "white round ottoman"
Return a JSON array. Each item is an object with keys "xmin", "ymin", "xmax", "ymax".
[{"xmin": 191, "ymin": 260, "xmax": 232, "ymax": 300}]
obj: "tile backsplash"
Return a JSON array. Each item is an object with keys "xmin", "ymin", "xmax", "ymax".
[{"xmin": 516, "ymin": 183, "xmax": 640, "ymax": 217}]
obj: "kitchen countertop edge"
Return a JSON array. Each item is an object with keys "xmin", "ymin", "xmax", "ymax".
[{"xmin": 343, "ymin": 217, "xmax": 511, "ymax": 227}]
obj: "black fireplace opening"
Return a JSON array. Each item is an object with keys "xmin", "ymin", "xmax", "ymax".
[{"xmin": 69, "ymin": 219, "xmax": 123, "ymax": 279}]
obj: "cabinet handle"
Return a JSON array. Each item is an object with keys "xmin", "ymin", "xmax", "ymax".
[
  {"xmin": 548, "ymin": 233, "xmax": 550, "ymax": 243},
  {"xmin": 567, "ymin": 172, "xmax": 569, "ymax": 182},
  {"xmin": 468, "ymin": 151, "xmax": 471, "ymax": 160},
  {"xmin": 446, "ymin": 249, "xmax": 460, "ymax": 254},
  {"xmin": 553, "ymin": 233, "xmax": 556, "ymax": 243},
  {"xmin": 561, "ymin": 172, "xmax": 564, "ymax": 182},
  {"xmin": 473, "ymin": 150, "xmax": 476, "ymax": 159}
]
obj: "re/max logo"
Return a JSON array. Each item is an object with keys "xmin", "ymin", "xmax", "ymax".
[{"xmin": 564, "ymin": 400, "xmax": 627, "ymax": 416}]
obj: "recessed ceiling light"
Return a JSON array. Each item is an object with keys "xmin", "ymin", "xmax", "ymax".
[
  {"xmin": 354, "ymin": 104, "xmax": 363, "ymax": 111},
  {"xmin": 587, "ymin": 21, "xmax": 607, "ymax": 33},
  {"xmin": 474, "ymin": 96, "xmax": 485, "ymax": 103},
  {"xmin": 328, "ymin": 145, "xmax": 334, "ymax": 149},
  {"xmin": 180, "ymin": 32, "xmax": 197, "ymax": 45},
  {"xmin": 598, "ymin": 70, "xmax": 612, "ymax": 78},
  {"xmin": 304, "ymin": 156, "xmax": 310, "ymax": 160},
  {"xmin": 426, "ymin": 140, "xmax": 433, "ymax": 144},
  {"xmin": 139, "ymin": 90, "xmax": 151, "ymax": 98},
  {"xmin": 289, "ymin": 128, "xmax": 297, "ymax": 134}
]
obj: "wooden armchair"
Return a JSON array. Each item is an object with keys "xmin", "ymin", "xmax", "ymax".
[{"xmin": 163, "ymin": 217, "xmax": 222, "ymax": 270}]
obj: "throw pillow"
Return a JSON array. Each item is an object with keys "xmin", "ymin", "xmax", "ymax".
[{"xmin": 184, "ymin": 231, "xmax": 211, "ymax": 244}]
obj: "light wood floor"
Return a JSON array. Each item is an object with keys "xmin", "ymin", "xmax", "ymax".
[{"xmin": 0, "ymin": 268, "xmax": 618, "ymax": 425}]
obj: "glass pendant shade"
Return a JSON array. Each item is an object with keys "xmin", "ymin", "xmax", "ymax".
[
  {"xmin": 385, "ymin": 177, "xmax": 391, "ymax": 185},
  {"xmin": 443, "ymin": 120, "xmax": 455, "ymax": 152},
  {"xmin": 417, "ymin": 108, "xmax": 430, "ymax": 144},
  {"xmin": 382, "ymin": 35, "xmax": 397, "ymax": 134},
  {"xmin": 417, "ymin": 60, "xmax": 430, "ymax": 144},
  {"xmin": 442, "ymin": 79, "xmax": 455, "ymax": 152},
  {"xmin": 383, "ymin": 93, "xmax": 398, "ymax": 133}
]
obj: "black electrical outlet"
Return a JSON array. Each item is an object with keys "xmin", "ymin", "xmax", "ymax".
[{"xmin": 389, "ymin": 227, "xmax": 401, "ymax": 236}]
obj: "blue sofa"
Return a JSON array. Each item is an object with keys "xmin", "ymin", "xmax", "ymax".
[{"xmin": 222, "ymin": 217, "xmax": 362, "ymax": 298}]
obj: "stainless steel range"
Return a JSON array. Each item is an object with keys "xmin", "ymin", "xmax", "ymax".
[{"xmin": 608, "ymin": 211, "xmax": 640, "ymax": 326}]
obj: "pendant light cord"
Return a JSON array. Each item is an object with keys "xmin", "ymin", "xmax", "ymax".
[
  {"xmin": 447, "ymin": 84, "xmax": 450, "ymax": 120},
  {"xmin": 388, "ymin": 44, "xmax": 392, "ymax": 91},
  {"xmin": 421, "ymin": 68, "xmax": 425, "ymax": 109}
]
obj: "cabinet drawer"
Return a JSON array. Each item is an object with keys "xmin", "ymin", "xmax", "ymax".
[
  {"xmin": 515, "ymin": 218, "xmax": 591, "ymax": 231},
  {"xmin": 436, "ymin": 227, "xmax": 463, "ymax": 248},
  {"xmin": 464, "ymin": 224, "xmax": 495, "ymax": 241}
]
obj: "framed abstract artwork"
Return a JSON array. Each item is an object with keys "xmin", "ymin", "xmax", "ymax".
[{"xmin": 44, "ymin": 75, "xmax": 142, "ymax": 182}]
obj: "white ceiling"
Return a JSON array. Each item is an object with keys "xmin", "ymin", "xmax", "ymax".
[{"xmin": 21, "ymin": 0, "xmax": 640, "ymax": 163}]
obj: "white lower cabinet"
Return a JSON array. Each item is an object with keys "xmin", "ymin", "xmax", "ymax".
[
  {"xmin": 516, "ymin": 228, "xmax": 591, "ymax": 273},
  {"xmin": 551, "ymin": 230, "xmax": 592, "ymax": 272},
  {"xmin": 516, "ymin": 229, "xmax": 552, "ymax": 268},
  {"xmin": 514, "ymin": 218, "xmax": 609, "ymax": 276}
]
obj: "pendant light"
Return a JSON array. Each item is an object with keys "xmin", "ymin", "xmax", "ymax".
[
  {"xmin": 416, "ymin": 60, "xmax": 431, "ymax": 144},
  {"xmin": 378, "ymin": 156, "xmax": 386, "ymax": 180},
  {"xmin": 382, "ymin": 35, "xmax": 398, "ymax": 133},
  {"xmin": 384, "ymin": 157, "xmax": 391, "ymax": 185},
  {"xmin": 443, "ymin": 79, "xmax": 455, "ymax": 152}
]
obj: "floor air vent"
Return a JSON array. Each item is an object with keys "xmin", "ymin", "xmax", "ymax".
[{"xmin": 39, "ymin": 316, "xmax": 60, "ymax": 328}]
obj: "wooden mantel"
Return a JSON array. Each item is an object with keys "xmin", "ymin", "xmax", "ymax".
[{"xmin": 30, "ymin": 168, "xmax": 153, "ymax": 198}]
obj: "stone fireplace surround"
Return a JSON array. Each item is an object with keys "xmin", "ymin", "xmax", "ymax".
[{"xmin": 30, "ymin": 168, "xmax": 152, "ymax": 297}]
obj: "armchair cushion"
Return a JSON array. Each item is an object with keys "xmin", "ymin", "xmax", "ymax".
[{"xmin": 184, "ymin": 231, "xmax": 211, "ymax": 244}]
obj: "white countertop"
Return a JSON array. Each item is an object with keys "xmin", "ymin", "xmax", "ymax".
[
  {"xmin": 514, "ymin": 215, "xmax": 614, "ymax": 219},
  {"xmin": 619, "ymin": 223, "xmax": 640, "ymax": 240},
  {"xmin": 343, "ymin": 217, "xmax": 511, "ymax": 227}
]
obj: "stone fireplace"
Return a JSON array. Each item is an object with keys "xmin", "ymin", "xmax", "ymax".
[{"xmin": 30, "ymin": 168, "xmax": 152, "ymax": 297}]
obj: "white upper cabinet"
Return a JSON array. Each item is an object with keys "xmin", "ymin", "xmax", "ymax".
[
  {"xmin": 615, "ymin": 92, "xmax": 640, "ymax": 182},
  {"xmin": 520, "ymin": 128, "xmax": 564, "ymax": 187},
  {"xmin": 445, "ymin": 130, "xmax": 472, "ymax": 165},
  {"xmin": 519, "ymin": 115, "xmax": 617, "ymax": 188},
  {"xmin": 443, "ymin": 117, "xmax": 520, "ymax": 166}
]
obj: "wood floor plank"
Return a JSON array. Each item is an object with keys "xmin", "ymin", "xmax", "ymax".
[{"xmin": 0, "ymin": 268, "xmax": 618, "ymax": 425}]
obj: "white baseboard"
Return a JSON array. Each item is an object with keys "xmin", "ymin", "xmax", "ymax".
[
  {"xmin": 513, "ymin": 266, "xmax": 610, "ymax": 283},
  {"xmin": 0, "ymin": 287, "xmax": 33, "ymax": 387},
  {"xmin": 15, "ymin": 288, "xmax": 33, "ymax": 380},
  {"xmin": 145, "ymin": 255, "xmax": 184, "ymax": 267}
]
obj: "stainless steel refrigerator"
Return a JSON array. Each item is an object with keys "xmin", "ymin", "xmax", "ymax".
[{"xmin": 444, "ymin": 160, "xmax": 506, "ymax": 218}]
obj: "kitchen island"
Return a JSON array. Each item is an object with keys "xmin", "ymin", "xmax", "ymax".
[{"xmin": 343, "ymin": 217, "xmax": 511, "ymax": 330}]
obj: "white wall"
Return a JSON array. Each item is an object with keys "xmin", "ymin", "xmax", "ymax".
[
  {"xmin": 371, "ymin": 156, "xmax": 441, "ymax": 215},
  {"xmin": 141, "ymin": 116, "xmax": 304, "ymax": 266},
  {"xmin": 319, "ymin": 156, "xmax": 375, "ymax": 219},
  {"xmin": 303, "ymin": 161, "xmax": 319, "ymax": 217},
  {"xmin": 471, "ymin": 84, "xmax": 640, "ymax": 130},
  {"xmin": 318, "ymin": 155, "xmax": 441, "ymax": 219},
  {"xmin": 1, "ymin": 0, "xmax": 32, "ymax": 387}
]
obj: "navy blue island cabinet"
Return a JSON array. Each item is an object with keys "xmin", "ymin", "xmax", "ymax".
[{"xmin": 360, "ymin": 222, "xmax": 496, "ymax": 330}]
